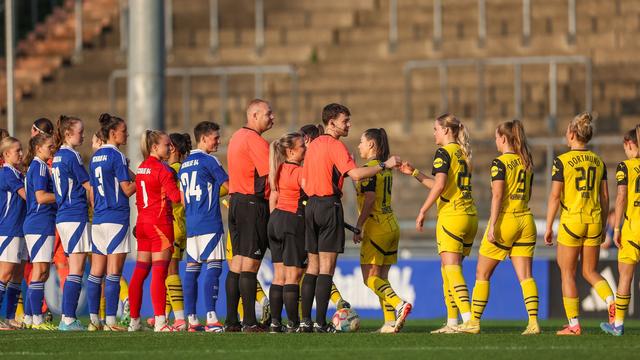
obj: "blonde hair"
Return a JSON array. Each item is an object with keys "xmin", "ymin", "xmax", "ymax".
[
  {"xmin": 140, "ymin": 129, "xmax": 167, "ymax": 159},
  {"xmin": 568, "ymin": 112, "xmax": 593, "ymax": 144},
  {"xmin": 497, "ymin": 119, "xmax": 533, "ymax": 171},
  {"xmin": 269, "ymin": 132, "xmax": 303, "ymax": 191},
  {"xmin": 0, "ymin": 136, "xmax": 20, "ymax": 160},
  {"xmin": 436, "ymin": 113, "xmax": 472, "ymax": 165},
  {"xmin": 623, "ymin": 124, "xmax": 640, "ymax": 157}
]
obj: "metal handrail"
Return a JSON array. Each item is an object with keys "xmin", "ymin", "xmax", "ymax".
[
  {"xmin": 108, "ymin": 65, "xmax": 299, "ymax": 130},
  {"xmin": 403, "ymin": 55, "xmax": 593, "ymax": 134}
]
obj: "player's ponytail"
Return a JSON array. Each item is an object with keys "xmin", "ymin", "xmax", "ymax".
[
  {"xmin": 437, "ymin": 113, "xmax": 472, "ymax": 168},
  {"xmin": 24, "ymin": 133, "xmax": 52, "ymax": 169},
  {"xmin": 363, "ymin": 128, "xmax": 390, "ymax": 161},
  {"xmin": 568, "ymin": 112, "xmax": 593, "ymax": 144},
  {"xmin": 140, "ymin": 129, "xmax": 166, "ymax": 159},
  {"xmin": 53, "ymin": 115, "xmax": 81, "ymax": 151},
  {"xmin": 269, "ymin": 132, "xmax": 303, "ymax": 192},
  {"xmin": 623, "ymin": 124, "xmax": 640, "ymax": 157},
  {"xmin": 497, "ymin": 119, "xmax": 533, "ymax": 171}
]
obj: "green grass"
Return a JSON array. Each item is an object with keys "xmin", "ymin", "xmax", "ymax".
[{"xmin": 1, "ymin": 319, "xmax": 639, "ymax": 359}]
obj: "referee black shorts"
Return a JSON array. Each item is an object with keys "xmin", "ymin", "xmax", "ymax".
[
  {"xmin": 267, "ymin": 209, "xmax": 307, "ymax": 268},
  {"xmin": 305, "ymin": 196, "xmax": 345, "ymax": 254},
  {"xmin": 228, "ymin": 193, "xmax": 269, "ymax": 260}
]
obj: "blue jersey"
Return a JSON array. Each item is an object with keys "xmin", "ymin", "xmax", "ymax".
[
  {"xmin": 179, "ymin": 150, "xmax": 228, "ymax": 236},
  {"xmin": 24, "ymin": 157, "xmax": 57, "ymax": 235},
  {"xmin": 52, "ymin": 146, "xmax": 90, "ymax": 222},
  {"xmin": 90, "ymin": 145, "xmax": 131, "ymax": 225},
  {"xmin": 0, "ymin": 165, "xmax": 26, "ymax": 237}
]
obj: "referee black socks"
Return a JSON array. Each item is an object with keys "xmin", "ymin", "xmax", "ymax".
[
  {"xmin": 269, "ymin": 284, "xmax": 284, "ymax": 324},
  {"xmin": 240, "ymin": 271, "xmax": 258, "ymax": 326},
  {"xmin": 225, "ymin": 271, "xmax": 241, "ymax": 325},
  {"xmin": 315, "ymin": 274, "xmax": 333, "ymax": 326},
  {"xmin": 283, "ymin": 284, "xmax": 300, "ymax": 324},
  {"xmin": 301, "ymin": 274, "xmax": 317, "ymax": 322}
]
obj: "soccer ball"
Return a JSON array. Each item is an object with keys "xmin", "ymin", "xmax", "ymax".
[{"xmin": 331, "ymin": 308, "xmax": 360, "ymax": 332}]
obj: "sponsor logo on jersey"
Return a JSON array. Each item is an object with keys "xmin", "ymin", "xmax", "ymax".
[
  {"xmin": 433, "ymin": 158, "xmax": 445, "ymax": 169},
  {"xmin": 491, "ymin": 165, "xmax": 500, "ymax": 178},
  {"xmin": 616, "ymin": 170, "xmax": 626, "ymax": 182}
]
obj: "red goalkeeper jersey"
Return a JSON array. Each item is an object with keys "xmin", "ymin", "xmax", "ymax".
[{"xmin": 135, "ymin": 156, "xmax": 181, "ymax": 224}]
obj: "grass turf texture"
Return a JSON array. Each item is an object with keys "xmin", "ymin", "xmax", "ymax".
[{"xmin": 1, "ymin": 319, "xmax": 639, "ymax": 360}]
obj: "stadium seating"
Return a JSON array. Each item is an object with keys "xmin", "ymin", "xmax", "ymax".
[{"xmin": 2, "ymin": 0, "xmax": 639, "ymax": 240}]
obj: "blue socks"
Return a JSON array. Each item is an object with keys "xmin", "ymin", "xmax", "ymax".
[
  {"xmin": 62, "ymin": 274, "xmax": 83, "ymax": 320},
  {"xmin": 5, "ymin": 281, "xmax": 21, "ymax": 319},
  {"xmin": 28, "ymin": 281, "xmax": 45, "ymax": 316},
  {"xmin": 183, "ymin": 264, "xmax": 201, "ymax": 317},
  {"xmin": 87, "ymin": 274, "xmax": 103, "ymax": 317},
  {"xmin": 204, "ymin": 261, "xmax": 222, "ymax": 313},
  {"xmin": 105, "ymin": 274, "xmax": 121, "ymax": 317},
  {"xmin": 0, "ymin": 281, "xmax": 6, "ymax": 311}
]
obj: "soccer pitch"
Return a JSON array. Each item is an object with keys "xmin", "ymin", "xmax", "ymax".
[{"xmin": 1, "ymin": 320, "xmax": 638, "ymax": 360}]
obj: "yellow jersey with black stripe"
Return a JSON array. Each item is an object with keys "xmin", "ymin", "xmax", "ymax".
[
  {"xmin": 432, "ymin": 143, "xmax": 477, "ymax": 216},
  {"xmin": 616, "ymin": 158, "xmax": 640, "ymax": 224},
  {"xmin": 170, "ymin": 162, "xmax": 187, "ymax": 239},
  {"xmin": 552, "ymin": 150, "xmax": 607, "ymax": 224},
  {"xmin": 356, "ymin": 159, "xmax": 396, "ymax": 222},
  {"xmin": 490, "ymin": 153, "xmax": 533, "ymax": 214}
]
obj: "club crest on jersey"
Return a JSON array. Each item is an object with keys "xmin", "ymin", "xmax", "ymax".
[
  {"xmin": 491, "ymin": 165, "xmax": 501, "ymax": 178},
  {"xmin": 616, "ymin": 170, "xmax": 626, "ymax": 182}
]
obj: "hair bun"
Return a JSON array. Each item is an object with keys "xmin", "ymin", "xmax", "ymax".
[{"xmin": 98, "ymin": 113, "xmax": 111, "ymax": 125}]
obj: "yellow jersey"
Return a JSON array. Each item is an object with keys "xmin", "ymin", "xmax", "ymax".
[
  {"xmin": 356, "ymin": 159, "xmax": 396, "ymax": 222},
  {"xmin": 170, "ymin": 162, "xmax": 186, "ymax": 235},
  {"xmin": 616, "ymin": 158, "xmax": 640, "ymax": 225},
  {"xmin": 552, "ymin": 150, "xmax": 607, "ymax": 224},
  {"xmin": 432, "ymin": 143, "xmax": 477, "ymax": 216},
  {"xmin": 490, "ymin": 153, "xmax": 533, "ymax": 214}
]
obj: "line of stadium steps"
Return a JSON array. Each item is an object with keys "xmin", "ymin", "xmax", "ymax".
[{"xmin": 0, "ymin": 0, "xmax": 118, "ymax": 111}]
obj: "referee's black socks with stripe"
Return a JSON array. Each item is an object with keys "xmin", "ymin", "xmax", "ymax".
[
  {"xmin": 300, "ymin": 274, "xmax": 317, "ymax": 322},
  {"xmin": 269, "ymin": 284, "xmax": 284, "ymax": 325},
  {"xmin": 225, "ymin": 271, "xmax": 241, "ymax": 325},
  {"xmin": 240, "ymin": 271, "xmax": 258, "ymax": 326},
  {"xmin": 315, "ymin": 274, "xmax": 333, "ymax": 326},
  {"xmin": 283, "ymin": 284, "xmax": 300, "ymax": 324}
]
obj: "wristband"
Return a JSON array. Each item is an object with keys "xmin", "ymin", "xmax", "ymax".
[
  {"xmin": 614, "ymin": 228, "xmax": 621, "ymax": 232},
  {"xmin": 411, "ymin": 169, "xmax": 420, "ymax": 178}
]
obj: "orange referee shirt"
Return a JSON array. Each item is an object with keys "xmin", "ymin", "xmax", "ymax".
[
  {"xmin": 227, "ymin": 127, "xmax": 270, "ymax": 199},
  {"xmin": 302, "ymin": 134, "xmax": 356, "ymax": 197}
]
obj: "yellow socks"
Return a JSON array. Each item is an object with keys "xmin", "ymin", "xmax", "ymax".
[
  {"xmin": 563, "ymin": 297, "xmax": 580, "ymax": 325},
  {"xmin": 165, "ymin": 294, "xmax": 172, "ymax": 316},
  {"xmin": 256, "ymin": 281, "xmax": 267, "ymax": 304},
  {"xmin": 520, "ymin": 278, "xmax": 539, "ymax": 323},
  {"xmin": 615, "ymin": 292, "xmax": 631, "ymax": 326},
  {"xmin": 119, "ymin": 277, "xmax": 129, "ymax": 301},
  {"xmin": 380, "ymin": 298, "xmax": 396, "ymax": 324},
  {"xmin": 441, "ymin": 267, "xmax": 458, "ymax": 325},
  {"xmin": 471, "ymin": 280, "xmax": 489, "ymax": 322},
  {"xmin": 594, "ymin": 280, "xmax": 614, "ymax": 305},
  {"xmin": 330, "ymin": 282, "xmax": 343, "ymax": 305},
  {"xmin": 165, "ymin": 274, "xmax": 184, "ymax": 319},
  {"xmin": 444, "ymin": 265, "xmax": 471, "ymax": 322},
  {"xmin": 366, "ymin": 276, "xmax": 402, "ymax": 309}
]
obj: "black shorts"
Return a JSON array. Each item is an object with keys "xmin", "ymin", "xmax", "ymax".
[
  {"xmin": 267, "ymin": 209, "xmax": 307, "ymax": 268},
  {"xmin": 228, "ymin": 193, "xmax": 269, "ymax": 260},
  {"xmin": 305, "ymin": 196, "xmax": 345, "ymax": 254}
]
